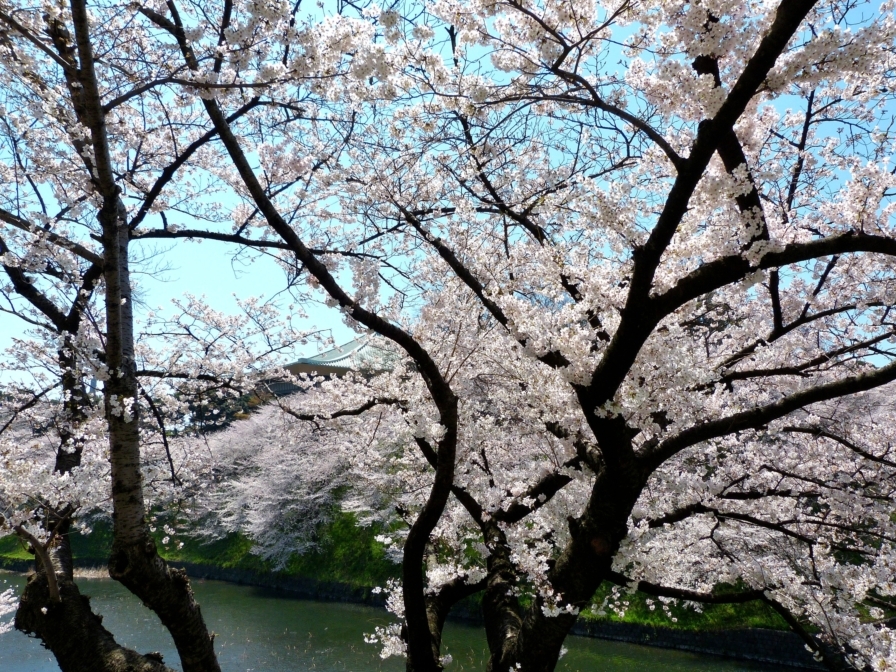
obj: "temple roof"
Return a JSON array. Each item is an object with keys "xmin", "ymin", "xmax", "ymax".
[{"xmin": 284, "ymin": 335, "xmax": 395, "ymax": 376}]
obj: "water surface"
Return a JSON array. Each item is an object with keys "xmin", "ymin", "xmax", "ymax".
[{"xmin": 0, "ymin": 575, "xmax": 790, "ymax": 671}]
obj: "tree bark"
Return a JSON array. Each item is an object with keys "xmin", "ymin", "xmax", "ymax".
[
  {"xmin": 482, "ymin": 530, "xmax": 523, "ymax": 672},
  {"xmin": 16, "ymin": 542, "xmax": 176, "ymax": 672},
  {"xmin": 424, "ymin": 575, "xmax": 487, "ymax": 665},
  {"xmin": 63, "ymin": 2, "xmax": 223, "ymax": 669},
  {"xmin": 7, "ymin": 200, "xmax": 174, "ymax": 672}
]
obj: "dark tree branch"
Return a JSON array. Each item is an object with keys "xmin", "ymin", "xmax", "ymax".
[
  {"xmin": 137, "ymin": 383, "xmax": 182, "ymax": 486},
  {"xmin": 607, "ymin": 570, "xmax": 767, "ymax": 604},
  {"xmin": 0, "ymin": 208, "xmax": 104, "ymax": 265},
  {"xmin": 277, "ymin": 396, "xmax": 401, "ymax": 423},
  {"xmin": 781, "ymin": 425, "xmax": 896, "ymax": 469},
  {"xmin": 128, "ymin": 99, "xmax": 263, "ymax": 230},
  {"xmin": 0, "ymin": 235, "xmax": 69, "ymax": 331},
  {"xmin": 657, "ymin": 232, "xmax": 896, "ymax": 318},
  {"xmin": 0, "ymin": 9, "xmax": 80, "ymax": 75},
  {"xmin": 641, "ymin": 358, "xmax": 896, "ymax": 471}
]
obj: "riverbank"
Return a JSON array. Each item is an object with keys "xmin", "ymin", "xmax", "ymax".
[
  {"xmin": 0, "ymin": 575, "xmax": 805, "ymax": 672},
  {"xmin": 0, "ymin": 519, "xmax": 822, "ymax": 671},
  {"xmin": 158, "ymin": 562, "xmax": 826, "ymax": 671}
]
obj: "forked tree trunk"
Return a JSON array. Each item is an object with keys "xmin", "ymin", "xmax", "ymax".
[
  {"xmin": 500, "ymin": 458, "xmax": 643, "ymax": 672},
  {"xmin": 16, "ymin": 530, "xmax": 176, "ymax": 672}
]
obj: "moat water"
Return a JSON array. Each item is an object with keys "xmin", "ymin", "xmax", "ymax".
[{"xmin": 0, "ymin": 575, "xmax": 791, "ymax": 671}]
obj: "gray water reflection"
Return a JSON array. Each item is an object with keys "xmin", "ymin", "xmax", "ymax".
[{"xmin": 0, "ymin": 574, "xmax": 790, "ymax": 671}]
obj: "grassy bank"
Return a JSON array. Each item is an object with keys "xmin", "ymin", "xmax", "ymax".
[
  {"xmin": 582, "ymin": 583, "xmax": 787, "ymax": 631},
  {"xmin": 0, "ymin": 513, "xmax": 397, "ymax": 588},
  {"xmin": 161, "ymin": 514, "xmax": 399, "ymax": 589},
  {"xmin": 0, "ymin": 516, "xmax": 786, "ymax": 632}
]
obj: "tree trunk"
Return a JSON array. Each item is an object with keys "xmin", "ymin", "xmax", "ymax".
[
  {"xmin": 481, "ymin": 529, "xmax": 523, "ymax": 672},
  {"xmin": 16, "ymin": 531, "xmax": 176, "ymax": 672},
  {"xmin": 54, "ymin": 1, "xmax": 225, "ymax": 668},
  {"xmin": 13, "ymin": 299, "xmax": 175, "ymax": 672},
  {"xmin": 507, "ymin": 460, "xmax": 644, "ymax": 672},
  {"xmin": 99, "ymin": 193, "xmax": 221, "ymax": 672},
  {"xmin": 423, "ymin": 575, "xmax": 487, "ymax": 667}
]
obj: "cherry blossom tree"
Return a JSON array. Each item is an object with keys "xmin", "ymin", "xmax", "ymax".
[
  {"xmin": 4, "ymin": 0, "xmax": 896, "ymax": 671},
  {"xmin": 137, "ymin": 0, "xmax": 896, "ymax": 670},
  {"xmin": 0, "ymin": 1, "xmax": 312, "ymax": 669}
]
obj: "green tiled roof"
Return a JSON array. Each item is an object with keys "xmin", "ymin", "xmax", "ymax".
[{"xmin": 283, "ymin": 335, "xmax": 395, "ymax": 377}]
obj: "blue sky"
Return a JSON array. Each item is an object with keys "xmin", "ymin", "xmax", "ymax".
[
  {"xmin": 135, "ymin": 236, "xmax": 357, "ymax": 352},
  {"xmin": 0, "ymin": 234, "xmax": 357, "ymax": 376}
]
